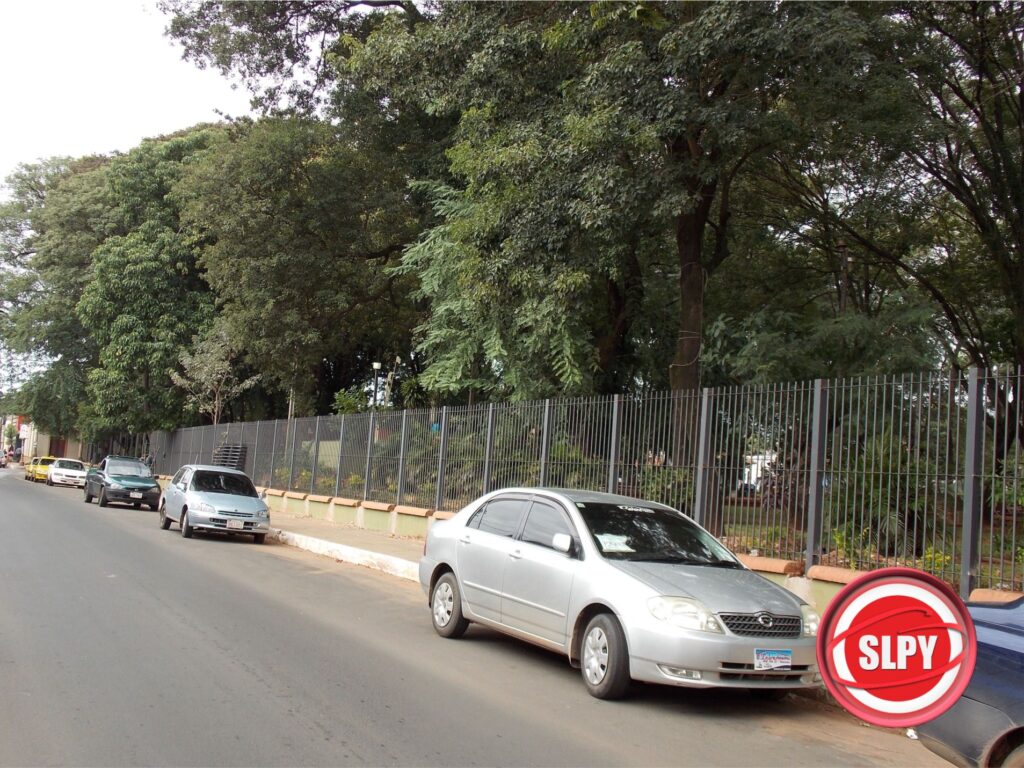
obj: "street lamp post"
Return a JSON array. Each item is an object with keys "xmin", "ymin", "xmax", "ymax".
[{"xmin": 372, "ymin": 361, "xmax": 382, "ymax": 409}]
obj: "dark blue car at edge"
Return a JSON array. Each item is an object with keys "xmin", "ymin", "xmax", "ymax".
[{"xmin": 918, "ymin": 597, "xmax": 1024, "ymax": 767}]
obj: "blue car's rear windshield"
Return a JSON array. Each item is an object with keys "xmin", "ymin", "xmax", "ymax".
[
  {"xmin": 575, "ymin": 502, "xmax": 739, "ymax": 565},
  {"xmin": 191, "ymin": 471, "xmax": 257, "ymax": 497}
]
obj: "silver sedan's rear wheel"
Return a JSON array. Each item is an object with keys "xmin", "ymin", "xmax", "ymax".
[
  {"xmin": 431, "ymin": 572, "xmax": 469, "ymax": 639},
  {"xmin": 581, "ymin": 614, "xmax": 631, "ymax": 700}
]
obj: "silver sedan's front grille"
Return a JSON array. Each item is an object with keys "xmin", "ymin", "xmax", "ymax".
[
  {"xmin": 718, "ymin": 613, "xmax": 802, "ymax": 638},
  {"xmin": 217, "ymin": 509, "xmax": 254, "ymax": 518}
]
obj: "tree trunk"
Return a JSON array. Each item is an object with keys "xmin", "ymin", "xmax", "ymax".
[{"xmin": 670, "ymin": 208, "xmax": 707, "ymax": 394}]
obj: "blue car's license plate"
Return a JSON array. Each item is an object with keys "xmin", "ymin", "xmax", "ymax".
[{"xmin": 754, "ymin": 649, "xmax": 792, "ymax": 671}]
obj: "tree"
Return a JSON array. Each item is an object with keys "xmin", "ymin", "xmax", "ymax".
[
  {"xmin": 74, "ymin": 129, "xmax": 220, "ymax": 436},
  {"xmin": 347, "ymin": 2, "xmax": 899, "ymax": 396},
  {"xmin": 175, "ymin": 117, "xmax": 423, "ymax": 414},
  {"xmin": 171, "ymin": 324, "xmax": 260, "ymax": 425}
]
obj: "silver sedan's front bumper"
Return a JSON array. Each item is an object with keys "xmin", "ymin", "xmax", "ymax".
[
  {"xmin": 188, "ymin": 509, "xmax": 271, "ymax": 535},
  {"xmin": 627, "ymin": 623, "xmax": 820, "ymax": 689}
]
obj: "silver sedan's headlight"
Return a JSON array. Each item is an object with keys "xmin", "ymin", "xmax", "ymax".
[
  {"xmin": 801, "ymin": 604, "xmax": 820, "ymax": 637},
  {"xmin": 108, "ymin": 482, "xmax": 125, "ymax": 489},
  {"xmin": 256, "ymin": 506, "xmax": 269, "ymax": 519},
  {"xmin": 648, "ymin": 596, "xmax": 724, "ymax": 634},
  {"xmin": 194, "ymin": 501, "xmax": 215, "ymax": 514}
]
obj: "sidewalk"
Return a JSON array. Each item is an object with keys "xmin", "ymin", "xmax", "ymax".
[{"xmin": 267, "ymin": 508, "xmax": 424, "ymax": 582}]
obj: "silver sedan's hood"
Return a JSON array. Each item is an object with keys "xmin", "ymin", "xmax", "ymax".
[
  {"xmin": 193, "ymin": 492, "xmax": 267, "ymax": 513},
  {"xmin": 609, "ymin": 561, "xmax": 802, "ymax": 615}
]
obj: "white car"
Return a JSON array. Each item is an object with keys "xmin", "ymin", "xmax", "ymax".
[{"xmin": 47, "ymin": 458, "xmax": 88, "ymax": 487}]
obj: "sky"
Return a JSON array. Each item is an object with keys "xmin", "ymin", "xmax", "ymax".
[{"xmin": 1, "ymin": 0, "xmax": 254, "ymax": 196}]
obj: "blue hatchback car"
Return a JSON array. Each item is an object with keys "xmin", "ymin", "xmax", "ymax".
[{"xmin": 918, "ymin": 597, "xmax": 1024, "ymax": 767}]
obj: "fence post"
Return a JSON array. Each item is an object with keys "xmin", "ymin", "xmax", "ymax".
[
  {"xmin": 692, "ymin": 388, "xmax": 714, "ymax": 528},
  {"xmin": 539, "ymin": 399, "xmax": 552, "ymax": 486},
  {"xmin": 482, "ymin": 404, "xmax": 496, "ymax": 494},
  {"xmin": 251, "ymin": 420, "xmax": 261, "ymax": 482},
  {"xmin": 309, "ymin": 416, "xmax": 321, "ymax": 494},
  {"xmin": 434, "ymin": 407, "xmax": 449, "ymax": 511},
  {"xmin": 805, "ymin": 379, "xmax": 829, "ymax": 575},
  {"xmin": 268, "ymin": 420, "xmax": 279, "ymax": 488},
  {"xmin": 396, "ymin": 410, "xmax": 409, "ymax": 505},
  {"xmin": 607, "ymin": 394, "xmax": 622, "ymax": 493},
  {"xmin": 960, "ymin": 367, "xmax": 985, "ymax": 600},
  {"xmin": 333, "ymin": 415, "xmax": 346, "ymax": 498},
  {"xmin": 287, "ymin": 418, "xmax": 298, "ymax": 491},
  {"xmin": 363, "ymin": 411, "xmax": 376, "ymax": 501}
]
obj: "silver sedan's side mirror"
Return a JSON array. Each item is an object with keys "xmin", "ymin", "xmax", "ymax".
[
  {"xmin": 552, "ymin": 533, "xmax": 573, "ymax": 554},
  {"xmin": 259, "ymin": 489, "xmax": 267, "ymax": 499}
]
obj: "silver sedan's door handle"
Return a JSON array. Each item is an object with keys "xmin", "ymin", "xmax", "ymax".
[
  {"xmin": 459, "ymin": 534, "xmax": 471, "ymax": 544},
  {"xmin": 509, "ymin": 549, "xmax": 523, "ymax": 560}
]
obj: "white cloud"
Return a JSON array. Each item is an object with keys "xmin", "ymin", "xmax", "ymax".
[{"xmin": 0, "ymin": 0, "xmax": 253, "ymax": 193}]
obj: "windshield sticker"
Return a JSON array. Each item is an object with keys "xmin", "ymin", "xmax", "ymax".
[
  {"xmin": 617, "ymin": 505, "xmax": 655, "ymax": 513},
  {"xmin": 596, "ymin": 534, "xmax": 635, "ymax": 553}
]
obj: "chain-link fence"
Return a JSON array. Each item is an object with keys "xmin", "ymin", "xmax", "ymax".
[{"xmin": 143, "ymin": 366, "xmax": 1024, "ymax": 596}]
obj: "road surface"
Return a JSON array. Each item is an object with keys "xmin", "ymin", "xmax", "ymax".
[{"xmin": 0, "ymin": 467, "xmax": 943, "ymax": 766}]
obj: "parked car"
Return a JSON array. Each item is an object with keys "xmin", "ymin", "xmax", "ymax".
[
  {"xmin": 917, "ymin": 597, "xmax": 1024, "ymax": 767},
  {"xmin": 23, "ymin": 457, "xmax": 36, "ymax": 480},
  {"xmin": 84, "ymin": 455, "xmax": 161, "ymax": 510},
  {"xmin": 419, "ymin": 487, "xmax": 821, "ymax": 700},
  {"xmin": 28, "ymin": 456, "xmax": 56, "ymax": 482},
  {"xmin": 47, "ymin": 458, "xmax": 88, "ymax": 487},
  {"xmin": 0, "ymin": 452, "xmax": 7, "ymax": 468},
  {"xmin": 158, "ymin": 464, "xmax": 271, "ymax": 544}
]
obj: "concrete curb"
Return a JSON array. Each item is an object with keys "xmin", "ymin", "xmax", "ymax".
[{"xmin": 269, "ymin": 528, "xmax": 419, "ymax": 582}]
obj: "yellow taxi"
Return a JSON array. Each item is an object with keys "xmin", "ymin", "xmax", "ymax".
[
  {"xmin": 28, "ymin": 456, "xmax": 57, "ymax": 482},
  {"xmin": 23, "ymin": 457, "xmax": 37, "ymax": 480}
]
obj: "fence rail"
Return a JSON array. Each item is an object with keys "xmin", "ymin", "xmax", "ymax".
[{"xmin": 143, "ymin": 367, "xmax": 1024, "ymax": 597}]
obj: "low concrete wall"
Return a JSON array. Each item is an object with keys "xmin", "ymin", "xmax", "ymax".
[{"xmin": 262, "ymin": 492, "xmax": 439, "ymax": 539}]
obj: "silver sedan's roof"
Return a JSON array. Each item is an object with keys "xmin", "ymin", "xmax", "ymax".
[
  {"xmin": 183, "ymin": 464, "xmax": 249, "ymax": 475},
  {"xmin": 497, "ymin": 487, "xmax": 679, "ymax": 511}
]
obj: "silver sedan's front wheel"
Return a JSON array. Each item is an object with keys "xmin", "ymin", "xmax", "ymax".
[
  {"xmin": 580, "ymin": 614, "xmax": 630, "ymax": 699},
  {"xmin": 430, "ymin": 572, "xmax": 469, "ymax": 639},
  {"xmin": 583, "ymin": 626, "xmax": 610, "ymax": 686}
]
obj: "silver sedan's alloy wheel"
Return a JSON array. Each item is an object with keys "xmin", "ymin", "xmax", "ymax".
[
  {"xmin": 583, "ymin": 626, "xmax": 610, "ymax": 686},
  {"xmin": 433, "ymin": 581, "xmax": 455, "ymax": 628}
]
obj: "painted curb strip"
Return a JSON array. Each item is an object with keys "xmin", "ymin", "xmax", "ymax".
[{"xmin": 269, "ymin": 528, "xmax": 419, "ymax": 582}]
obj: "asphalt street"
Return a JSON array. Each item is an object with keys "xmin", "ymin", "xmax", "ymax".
[{"xmin": 0, "ymin": 467, "xmax": 943, "ymax": 767}]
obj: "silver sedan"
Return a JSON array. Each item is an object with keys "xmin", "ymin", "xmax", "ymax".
[
  {"xmin": 419, "ymin": 488, "xmax": 820, "ymax": 699},
  {"xmin": 158, "ymin": 464, "xmax": 271, "ymax": 544}
]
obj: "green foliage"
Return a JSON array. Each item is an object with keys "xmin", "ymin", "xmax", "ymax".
[
  {"xmin": 7, "ymin": 363, "xmax": 84, "ymax": 438},
  {"xmin": 74, "ymin": 129, "xmax": 220, "ymax": 435},
  {"xmin": 332, "ymin": 388, "xmax": 367, "ymax": 415},
  {"xmin": 171, "ymin": 323, "xmax": 261, "ymax": 426},
  {"xmin": 175, "ymin": 117, "xmax": 423, "ymax": 412},
  {"xmin": 826, "ymin": 426, "xmax": 945, "ymax": 560},
  {"xmin": 635, "ymin": 466, "xmax": 693, "ymax": 508}
]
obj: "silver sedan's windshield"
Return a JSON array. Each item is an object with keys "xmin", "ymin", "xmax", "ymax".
[
  {"xmin": 575, "ymin": 502, "xmax": 741, "ymax": 566},
  {"xmin": 191, "ymin": 470, "xmax": 258, "ymax": 497}
]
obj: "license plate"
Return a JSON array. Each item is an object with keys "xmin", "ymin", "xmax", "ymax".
[
  {"xmin": 129, "ymin": 491, "xmax": 143, "ymax": 499},
  {"xmin": 754, "ymin": 649, "xmax": 792, "ymax": 671},
  {"xmin": 226, "ymin": 519, "xmax": 244, "ymax": 530}
]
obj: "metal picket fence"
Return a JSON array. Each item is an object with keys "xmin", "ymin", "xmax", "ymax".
[{"xmin": 143, "ymin": 366, "xmax": 1024, "ymax": 596}]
